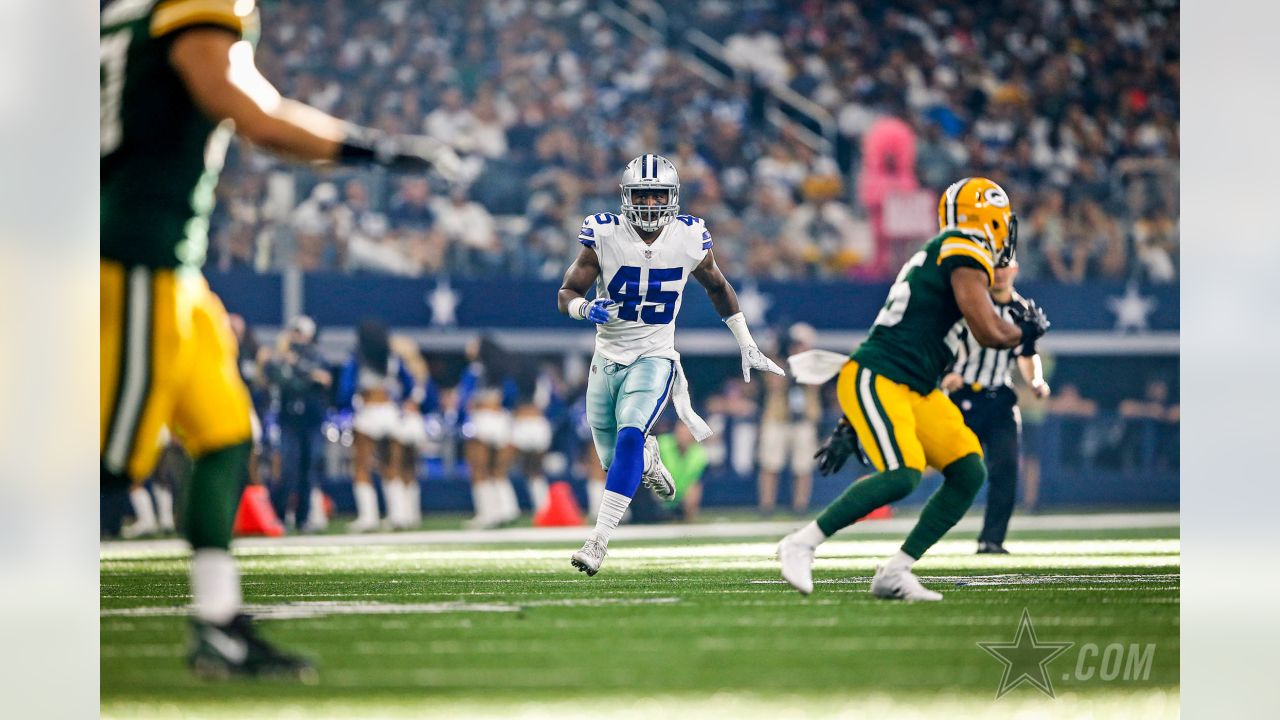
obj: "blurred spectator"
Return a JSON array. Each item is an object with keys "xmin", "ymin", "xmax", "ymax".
[
  {"xmin": 1118, "ymin": 378, "xmax": 1178, "ymax": 423},
  {"xmin": 1022, "ymin": 188, "xmax": 1066, "ymax": 281},
  {"xmin": 423, "ymin": 87, "xmax": 475, "ymax": 150},
  {"xmin": 1132, "ymin": 205, "xmax": 1179, "ymax": 284},
  {"xmin": 658, "ymin": 423, "xmax": 710, "ymax": 522},
  {"xmin": 724, "ymin": 20, "xmax": 790, "ymax": 86},
  {"xmin": 387, "ymin": 178, "xmax": 436, "ymax": 230},
  {"xmin": 1100, "ymin": 378, "xmax": 1179, "ymax": 472},
  {"xmin": 1047, "ymin": 383, "xmax": 1099, "ymax": 418},
  {"xmin": 915, "ymin": 122, "xmax": 965, "ymax": 193},
  {"xmin": 704, "ymin": 378, "xmax": 760, "ymax": 478},
  {"xmin": 755, "ymin": 323, "xmax": 822, "ymax": 515},
  {"xmin": 435, "ymin": 185, "xmax": 499, "ymax": 276},
  {"xmin": 387, "ymin": 178, "xmax": 448, "ymax": 273},
  {"xmin": 781, "ymin": 175, "xmax": 874, "ymax": 277},
  {"xmin": 1081, "ymin": 199, "xmax": 1130, "ymax": 281},
  {"xmin": 469, "ymin": 90, "xmax": 511, "ymax": 160},
  {"xmin": 288, "ymin": 181, "xmax": 342, "ymax": 271}
]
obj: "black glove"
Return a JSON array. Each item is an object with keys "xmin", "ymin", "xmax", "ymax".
[
  {"xmin": 814, "ymin": 417, "xmax": 866, "ymax": 476},
  {"xmin": 339, "ymin": 128, "xmax": 464, "ymax": 182},
  {"xmin": 1009, "ymin": 299, "xmax": 1050, "ymax": 349}
]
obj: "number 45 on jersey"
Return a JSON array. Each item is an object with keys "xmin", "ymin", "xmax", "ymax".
[{"xmin": 607, "ymin": 266, "xmax": 683, "ymax": 325}]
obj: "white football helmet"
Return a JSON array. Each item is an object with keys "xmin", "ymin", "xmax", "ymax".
[{"xmin": 620, "ymin": 154, "xmax": 680, "ymax": 231}]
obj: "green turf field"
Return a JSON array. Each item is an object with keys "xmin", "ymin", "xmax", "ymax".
[{"xmin": 101, "ymin": 523, "xmax": 1179, "ymax": 719}]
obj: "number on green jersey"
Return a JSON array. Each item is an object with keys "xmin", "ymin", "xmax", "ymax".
[
  {"xmin": 873, "ymin": 250, "xmax": 927, "ymax": 328},
  {"xmin": 100, "ymin": 28, "xmax": 131, "ymax": 157}
]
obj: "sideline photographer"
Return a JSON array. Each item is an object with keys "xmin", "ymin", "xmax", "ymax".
[{"xmin": 265, "ymin": 315, "xmax": 332, "ymax": 531}]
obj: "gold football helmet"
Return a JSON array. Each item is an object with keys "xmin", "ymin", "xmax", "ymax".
[{"xmin": 937, "ymin": 177, "xmax": 1018, "ymax": 267}]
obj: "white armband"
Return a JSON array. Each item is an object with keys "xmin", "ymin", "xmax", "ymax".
[
  {"xmin": 724, "ymin": 312, "xmax": 757, "ymax": 349},
  {"xmin": 568, "ymin": 297, "xmax": 589, "ymax": 320}
]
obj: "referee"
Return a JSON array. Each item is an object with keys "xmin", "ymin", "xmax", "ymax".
[{"xmin": 941, "ymin": 260, "xmax": 1051, "ymax": 554}]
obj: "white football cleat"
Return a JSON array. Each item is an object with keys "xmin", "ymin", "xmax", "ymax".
[
  {"xmin": 777, "ymin": 532, "xmax": 816, "ymax": 595},
  {"xmin": 641, "ymin": 435, "xmax": 676, "ymax": 500},
  {"xmin": 570, "ymin": 533, "xmax": 608, "ymax": 577},
  {"xmin": 870, "ymin": 564, "xmax": 943, "ymax": 601},
  {"xmin": 347, "ymin": 517, "xmax": 382, "ymax": 533},
  {"xmin": 463, "ymin": 513, "xmax": 501, "ymax": 530},
  {"xmin": 121, "ymin": 519, "xmax": 160, "ymax": 539}
]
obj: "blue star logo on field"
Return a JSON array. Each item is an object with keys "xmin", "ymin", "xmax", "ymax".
[
  {"xmin": 978, "ymin": 608, "xmax": 1074, "ymax": 699},
  {"xmin": 425, "ymin": 278, "xmax": 460, "ymax": 327},
  {"xmin": 1106, "ymin": 282, "xmax": 1158, "ymax": 333},
  {"xmin": 736, "ymin": 281, "xmax": 772, "ymax": 326}
]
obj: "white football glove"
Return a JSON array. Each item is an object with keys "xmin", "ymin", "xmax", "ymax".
[
  {"xmin": 724, "ymin": 312, "xmax": 786, "ymax": 382},
  {"xmin": 375, "ymin": 134, "xmax": 465, "ymax": 184},
  {"xmin": 740, "ymin": 344, "xmax": 786, "ymax": 383}
]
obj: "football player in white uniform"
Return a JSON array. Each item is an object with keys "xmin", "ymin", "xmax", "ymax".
[{"xmin": 559, "ymin": 154, "xmax": 785, "ymax": 575}]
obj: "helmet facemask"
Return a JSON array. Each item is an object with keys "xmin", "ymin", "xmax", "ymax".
[
  {"xmin": 995, "ymin": 213, "xmax": 1018, "ymax": 268},
  {"xmin": 620, "ymin": 154, "xmax": 681, "ymax": 232},
  {"xmin": 621, "ymin": 185, "xmax": 679, "ymax": 232}
]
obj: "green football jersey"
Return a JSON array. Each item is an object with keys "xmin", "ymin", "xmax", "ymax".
[
  {"xmin": 851, "ymin": 230, "xmax": 996, "ymax": 394},
  {"xmin": 100, "ymin": 0, "xmax": 258, "ymax": 269}
]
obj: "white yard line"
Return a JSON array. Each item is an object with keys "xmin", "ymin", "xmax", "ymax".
[
  {"xmin": 101, "ymin": 511, "xmax": 1179, "ymax": 554},
  {"xmin": 101, "ymin": 597, "xmax": 684, "ymax": 619}
]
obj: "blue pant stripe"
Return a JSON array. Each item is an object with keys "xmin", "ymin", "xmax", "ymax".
[{"xmin": 643, "ymin": 360, "xmax": 676, "ymax": 433}]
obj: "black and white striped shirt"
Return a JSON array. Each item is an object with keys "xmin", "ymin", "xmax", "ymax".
[{"xmin": 946, "ymin": 297, "xmax": 1036, "ymax": 389}]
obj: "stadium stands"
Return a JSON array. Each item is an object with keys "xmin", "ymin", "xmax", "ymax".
[{"xmin": 209, "ymin": 0, "xmax": 1178, "ymax": 284}]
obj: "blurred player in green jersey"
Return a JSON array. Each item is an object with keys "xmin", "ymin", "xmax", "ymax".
[{"xmin": 101, "ymin": 0, "xmax": 459, "ymax": 679}]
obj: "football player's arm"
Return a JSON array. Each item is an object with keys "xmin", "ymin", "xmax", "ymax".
[
  {"xmin": 941, "ymin": 372, "xmax": 965, "ymax": 393},
  {"xmin": 169, "ymin": 29, "xmax": 460, "ymax": 175},
  {"xmin": 951, "ymin": 267, "xmax": 1023, "ymax": 349},
  {"xmin": 941, "ymin": 329, "xmax": 968, "ymax": 392},
  {"xmin": 693, "ymin": 250, "xmax": 785, "ymax": 380},
  {"xmin": 557, "ymin": 246, "xmax": 610, "ymax": 321},
  {"xmin": 691, "ymin": 249, "xmax": 740, "ymax": 318},
  {"xmin": 1017, "ymin": 355, "xmax": 1051, "ymax": 398}
]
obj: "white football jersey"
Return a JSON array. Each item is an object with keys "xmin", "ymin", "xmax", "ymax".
[{"xmin": 577, "ymin": 212, "xmax": 713, "ymax": 365}]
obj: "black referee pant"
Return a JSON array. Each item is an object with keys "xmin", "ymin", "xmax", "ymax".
[{"xmin": 951, "ymin": 385, "xmax": 1020, "ymax": 546}]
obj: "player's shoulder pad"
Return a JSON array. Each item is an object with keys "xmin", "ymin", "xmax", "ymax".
[
  {"xmin": 151, "ymin": 0, "xmax": 256, "ymax": 39},
  {"xmin": 673, "ymin": 214, "xmax": 713, "ymax": 252},
  {"xmin": 578, "ymin": 212, "xmax": 621, "ymax": 249},
  {"xmin": 936, "ymin": 232, "xmax": 994, "ymax": 286}
]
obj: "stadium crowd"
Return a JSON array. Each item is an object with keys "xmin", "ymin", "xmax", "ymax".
[{"xmin": 209, "ymin": 0, "xmax": 1179, "ymax": 285}]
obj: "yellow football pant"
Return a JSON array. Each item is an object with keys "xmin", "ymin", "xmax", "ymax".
[
  {"xmin": 836, "ymin": 359, "xmax": 982, "ymax": 473},
  {"xmin": 101, "ymin": 261, "xmax": 253, "ymax": 480}
]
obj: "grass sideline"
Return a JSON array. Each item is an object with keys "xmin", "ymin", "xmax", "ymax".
[{"xmin": 101, "ymin": 525, "xmax": 1179, "ymax": 719}]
